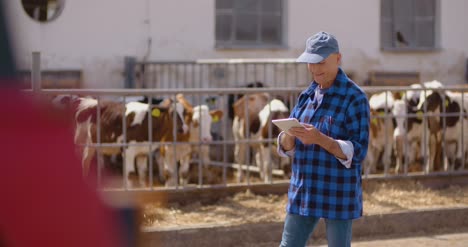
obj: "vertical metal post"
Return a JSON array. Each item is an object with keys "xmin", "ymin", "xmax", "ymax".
[
  {"xmin": 123, "ymin": 96, "xmax": 128, "ymax": 190},
  {"xmin": 273, "ymin": 64, "xmax": 277, "ymax": 86},
  {"xmin": 147, "ymin": 95, "xmax": 153, "ymax": 190},
  {"xmin": 96, "ymin": 96, "xmax": 102, "ymax": 186},
  {"xmin": 267, "ymin": 94, "xmax": 273, "ymax": 183},
  {"xmin": 383, "ymin": 91, "xmax": 389, "ymax": 176},
  {"xmin": 461, "ymin": 91, "xmax": 465, "ymax": 171},
  {"xmin": 283, "ymin": 63, "xmax": 287, "ymax": 87},
  {"xmin": 124, "ymin": 56, "xmax": 136, "ymax": 88},
  {"xmin": 31, "ymin": 51, "xmax": 41, "ymax": 92},
  {"xmin": 222, "ymin": 93, "xmax": 227, "ymax": 186}
]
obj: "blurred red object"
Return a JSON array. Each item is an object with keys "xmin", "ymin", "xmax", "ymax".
[{"xmin": 0, "ymin": 86, "xmax": 126, "ymax": 247}]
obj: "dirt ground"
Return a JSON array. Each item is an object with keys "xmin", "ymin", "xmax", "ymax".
[{"xmin": 141, "ymin": 181, "xmax": 468, "ymax": 229}]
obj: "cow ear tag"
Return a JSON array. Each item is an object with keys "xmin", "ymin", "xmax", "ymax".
[
  {"xmin": 152, "ymin": 108, "xmax": 161, "ymax": 117},
  {"xmin": 212, "ymin": 115, "xmax": 219, "ymax": 123},
  {"xmin": 445, "ymin": 99, "xmax": 449, "ymax": 107},
  {"xmin": 416, "ymin": 111, "xmax": 423, "ymax": 120},
  {"xmin": 371, "ymin": 112, "xmax": 385, "ymax": 125}
]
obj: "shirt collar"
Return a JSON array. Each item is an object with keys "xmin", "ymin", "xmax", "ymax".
[{"xmin": 303, "ymin": 67, "xmax": 350, "ymax": 98}]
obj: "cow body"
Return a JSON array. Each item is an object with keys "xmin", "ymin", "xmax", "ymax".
[
  {"xmin": 75, "ymin": 98, "xmax": 188, "ymax": 187},
  {"xmin": 232, "ymin": 93, "xmax": 289, "ymax": 182},
  {"xmin": 365, "ymin": 91, "xmax": 395, "ymax": 175},
  {"xmin": 160, "ymin": 94, "xmax": 224, "ymax": 187},
  {"xmin": 392, "ymin": 84, "xmax": 424, "ymax": 173},
  {"xmin": 418, "ymin": 87, "xmax": 468, "ymax": 172}
]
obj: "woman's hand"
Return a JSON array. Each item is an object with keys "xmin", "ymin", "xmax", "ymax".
[
  {"xmin": 287, "ymin": 123, "xmax": 322, "ymax": 145},
  {"xmin": 280, "ymin": 131, "xmax": 296, "ymax": 151}
]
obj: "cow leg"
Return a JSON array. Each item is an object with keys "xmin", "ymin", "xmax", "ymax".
[
  {"xmin": 393, "ymin": 136, "xmax": 404, "ymax": 174},
  {"xmin": 82, "ymin": 145, "xmax": 95, "ymax": 177},
  {"xmin": 178, "ymin": 155, "xmax": 191, "ymax": 187},
  {"xmin": 427, "ymin": 134, "xmax": 442, "ymax": 173},
  {"xmin": 235, "ymin": 143, "xmax": 247, "ymax": 182},
  {"xmin": 123, "ymin": 147, "xmax": 137, "ymax": 188},
  {"xmin": 444, "ymin": 141, "xmax": 462, "ymax": 171},
  {"xmin": 363, "ymin": 145, "xmax": 376, "ymax": 176},
  {"xmin": 382, "ymin": 117, "xmax": 394, "ymax": 172},
  {"xmin": 163, "ymin": 146, "xmax": 178, "ymax": 187},
  {"xmin": 278, "ymin": 154, "xmax": 291, "ymax": 179},
  {"xmin": 425, "ymin": 135, "xmax": 434, "ymax": 173},
  {"xmin": 410, "ymin": 140, "xmax": 423, "ymax": 172},
  {"xmin": 260, "ymin": 145, "xmax": 274, "ymax": 182},
  {"xmin": 136, "ymin": 155, "xmax": 148, "ymax": 187},
  {"xmin": 453, "ymin": 128, "xmax": 464, "ymax": 171},
  {"xmin": 462, "ymin": 120, "xmax": 468, "ymax": 170},
  {"xmin": 200, "ymin": 145, "xmax": 210, "ymax": 167},
  {"xmin": 232, "ymin": 117, "xmax": 246, "ymax": 181},
  {"xmin": 382, "ymin": 141, "xmax": 393, "ymax": 173},
  {"xmin": 255, "ymin": 146, "xmax": 265, "ymax": 182},
  {"xmin": 155, "ymin": 149, "xmax": 166, "ymax": 184}
]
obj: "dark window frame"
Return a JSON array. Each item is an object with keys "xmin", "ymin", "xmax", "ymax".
[
  {"xmin": 380, "ymin": 0, "xmax": 439, "ymax": 52},
  {"xmin": 215, "ymin": 0, "xmax": 286, "ymax": 49}
]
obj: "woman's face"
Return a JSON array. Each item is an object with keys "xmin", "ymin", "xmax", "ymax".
[{"xmin": 307, "ymin": 53, "xmax": 341, "ymax": 88}]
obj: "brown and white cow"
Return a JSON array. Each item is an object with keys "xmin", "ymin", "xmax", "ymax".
[
  {"xmin": 364, "ymin": 91, "xmax": 395, "ymax": 175},
  {"xmin": 158, "ymin": 94, "xmax": 224, "ymax": 187},
  {"xmin": 75, "ymin": 98, "xmax": 188, "ymax": 187},
  {"xmin": 232, "ymin": 93, "xmax": 290, "ymax": 182}
]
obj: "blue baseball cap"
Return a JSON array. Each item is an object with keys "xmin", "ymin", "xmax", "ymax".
[{"xmin": 296, "ymin": 31, "xmax": 340, "ymax": 64}]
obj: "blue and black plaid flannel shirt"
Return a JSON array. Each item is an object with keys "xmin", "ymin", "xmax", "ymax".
[{"xmin": 286, "ymin": 68, "xmax": 370, "ymax": 220}]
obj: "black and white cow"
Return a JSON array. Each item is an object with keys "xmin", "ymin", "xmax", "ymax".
[
  {"xmin": 417, "ymin": 81, "xmax": 468, "ymax": 172},
  {"xmin": 392, "ymin": 84, "xmax": 425, "ymax": 173},
  {"xmin": 232, "ymin": 93, "xmax": 290, "ymax": 182}
]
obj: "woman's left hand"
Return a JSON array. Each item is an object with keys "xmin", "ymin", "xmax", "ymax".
[{"xmin": 288, "ymin": 123, "xmax": 322, "ymax": 145}]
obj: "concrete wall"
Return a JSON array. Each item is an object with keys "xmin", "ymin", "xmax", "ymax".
[{"xmin": 5, "ymin": 0, "xmax": 468, "ymax": 88}]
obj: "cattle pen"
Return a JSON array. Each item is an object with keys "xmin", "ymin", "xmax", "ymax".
[
  {"xmin": 21, "ymin": 54, "xmax": 468, "ymax": 197},
  {"xmin": 30, "ymin": 84, "xmax": 468, "ymax": 194}
]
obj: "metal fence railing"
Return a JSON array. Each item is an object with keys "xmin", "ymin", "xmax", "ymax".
[
  {"xmin": 36, "ymin": 88, "xmax": 300, "ymax": 191},
  {"xmin": 23, "ymin": 53, "xmax": 468, "ymax": 191},
  {"xmin": 126, "ymin": 58, "xmax": 312, "ymax": 92},
  {"xmin": 29, "ymin": 85, "xmax": 468, "ymax": 192}
]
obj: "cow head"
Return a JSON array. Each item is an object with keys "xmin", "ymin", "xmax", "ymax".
[
  {"xmin": 260, "ymin": 99, "xmax": 290, "ymax": 141},
  {"xmin": 51, "ymin": 94, "xmax": 82, "ymax": 110},
  {"xmin": 191, "ymin": 105, "xmax": 223, "ymax": 142},
  {"xmin": 160, "ymin": 98, "xmax": 188, "ymax": 131},
  {"xmin": 420, "ymin": 89, "xmax": 464, "ymax": 130},
  {"xmin": 232, "ymin": 93, "xmax": 270, "ymax": 135},
  {"xmin": 121, "ymin": 99, "xmax": 188, "ymax": 143},
  {"xmin": 176, "ymin": 93, "xmax": 224, "ymax": 143}
]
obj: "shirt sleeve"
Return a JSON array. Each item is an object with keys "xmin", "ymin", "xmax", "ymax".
[
  {"xmin": 335, "ymin": 140, "xmax": 354, "ymax": 168},
  {"xmin": 277, "ymin": 131, "xmax": 295, "ymax": 157},
  {"xmin": 346, "ymin": 95, "xmax": 370, "ymax": 164}
]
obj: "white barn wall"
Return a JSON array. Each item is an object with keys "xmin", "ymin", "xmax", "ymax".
[
  {"xmin": 5, "ymin": 0, "xmax": 468, "ymax": 88},
  {"xmin": 6, "ymin": 0, "xmax": 150, "ymax": 88}
]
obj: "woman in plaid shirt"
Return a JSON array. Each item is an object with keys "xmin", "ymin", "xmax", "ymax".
[{"xmin": 278, "ymin": 31, "xmax": 370, "ymax": 247}]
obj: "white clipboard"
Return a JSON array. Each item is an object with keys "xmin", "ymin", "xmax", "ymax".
[{"xmin": 272, "ymin": 118, "xmax": 304, "ymax": 132}]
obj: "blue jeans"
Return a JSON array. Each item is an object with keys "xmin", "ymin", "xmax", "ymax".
[{"xmin": 279, "ymin": 213, "xmax": 353, "ymax": 247}]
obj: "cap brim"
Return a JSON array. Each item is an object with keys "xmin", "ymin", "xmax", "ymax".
[{"xmin": 296, "ymin": 52, "xmax": 325, "ymax": 64}]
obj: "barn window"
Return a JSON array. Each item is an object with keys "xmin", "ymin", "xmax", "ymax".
[
  {"xmin": 21, "ymin": 0, "xmax": 65, "ymax": 23},
  {"xmin": 215, "ymin": 0, "xmax": 284, "ymax": 49},
  {"xmin": 380, "ymin": 0, "xmax": 438, "ymax": 51}
]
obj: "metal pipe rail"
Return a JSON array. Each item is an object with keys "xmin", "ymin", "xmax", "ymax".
[{"xmin": 30, "ymin": 86, "xmax": 468, "ymax": 191}]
